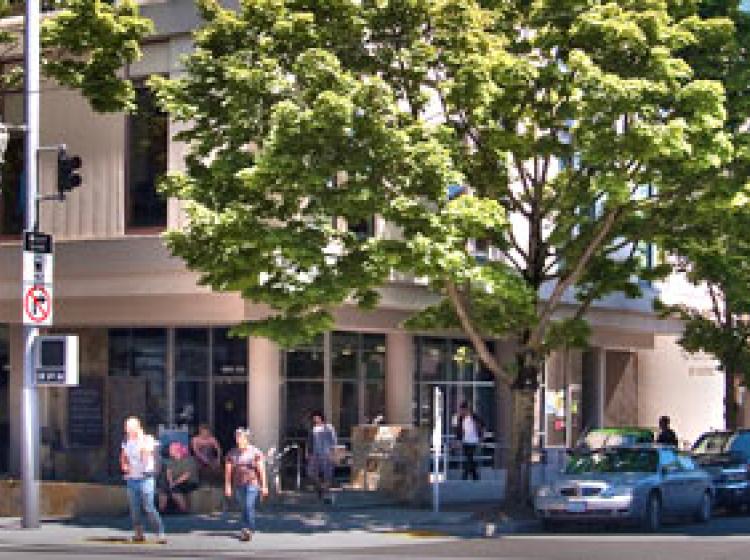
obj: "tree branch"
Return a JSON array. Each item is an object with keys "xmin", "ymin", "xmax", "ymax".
[
  {"xmin": 529, "ymin": 205, "xmax": 623, "ymax": 349},
  {"xmin": 445, "ymin": 281, "xmax": 513, "ymax": 385}
]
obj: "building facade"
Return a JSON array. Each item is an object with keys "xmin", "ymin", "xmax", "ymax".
[{"xmin": 0, "ymin": 1, "xmax": 739, "ymax": 483}]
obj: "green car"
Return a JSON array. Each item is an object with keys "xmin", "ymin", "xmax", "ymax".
[{"xmin": 577, "ymin": 427, "xmax": 656, "ymax": 450}]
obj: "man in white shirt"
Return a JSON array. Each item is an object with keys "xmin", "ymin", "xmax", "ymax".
[{"xmin": 455, "ymin": 402, "xmax": 484, "ymax": 481}]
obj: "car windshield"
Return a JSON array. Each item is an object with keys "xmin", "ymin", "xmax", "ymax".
[
  {"xmin": 692, "ymin": 433, "xmax": 732, "ymax": 454},
  {"xmin": 566, "ymin": 449, "xmax": 658, "ymax": 474}
]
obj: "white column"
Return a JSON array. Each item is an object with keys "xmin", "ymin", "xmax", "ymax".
[
  {"xmin": 386, "ymin": 332, "xmax": 414, "ymax": 425},
  {"xmin": 248, "ymin": 337, "xmax": 281, "ymax": 453}
]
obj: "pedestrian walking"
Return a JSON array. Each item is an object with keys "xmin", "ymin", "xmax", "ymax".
[
  {"xmin": 120, "ymin": 416, "xmax": 166, "ymax": 543},
  {"xmin": 307, "ymin": 411, "xmax": 337, "ymax": 502},
  {"xmin": 656, "ymin": 415, "xmax": 679, "ymax": 447},
  {"xmin": 455, "ymin": 401, "xmax": 484, "ymax": 481},
  {"xmin": 225, "ymin": 428, "xmax": 268, "ymax": 542}
]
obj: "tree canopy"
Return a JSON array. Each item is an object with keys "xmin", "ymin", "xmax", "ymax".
[
  {"xmin": 657, "ymin": 1, "xmax": 750, "ymax": 429},
  {"xmin": 0, "ymin": 0, "xmax": 152, "ymax": 112},
  {"xmin": 155, "ymin": 0, "xmax": 731, "ymax": 381}
]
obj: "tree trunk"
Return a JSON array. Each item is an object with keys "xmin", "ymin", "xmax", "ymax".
[
  {"xmin": 725, "ymin": 369, "xmax": 738, "ymax": 431},
  {"xmin": 504, "ymin": 387, "xmax": 536, "ymax": 506}
]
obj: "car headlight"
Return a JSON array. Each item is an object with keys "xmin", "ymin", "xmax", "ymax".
[
  {"xmin": 600, "ymin": 485, "xmax": 634, "ymax": 498},
  {"xmin": 536, "ymin": 486, "xmax": 553, "ymax": 498}
]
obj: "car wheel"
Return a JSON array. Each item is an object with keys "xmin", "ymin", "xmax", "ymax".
[
  {"xmin": 642, "ymin": 492, "xmax": 662, "ymax": 532},
  {"xmin": 694, "ymin": 491, "xmax": 712, "ymax": 523}
]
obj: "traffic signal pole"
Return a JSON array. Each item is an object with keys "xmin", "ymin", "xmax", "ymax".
[{"xmin": 21, "ymin": 0, "xmax": 41, "ymax": 528}]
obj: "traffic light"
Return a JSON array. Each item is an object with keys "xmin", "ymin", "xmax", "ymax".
[{"xmin": 57, "ymin": 148, "xmax": 82, "ymax": 199}]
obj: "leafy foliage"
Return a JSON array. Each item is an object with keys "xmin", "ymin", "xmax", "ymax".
[
  {"xmin": 0, "ymin": 0, "xmax": 152, "ymax": 112},
  {"xmin": 154, "ymin": 0, "xmax": 731, "ymax": 380},
  {"xmin": 656, "ymin": 1, "xmax": 750, "ymax": 427}
]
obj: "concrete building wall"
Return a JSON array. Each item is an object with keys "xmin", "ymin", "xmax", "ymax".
[{"xmin": 637, "ymin": 335, "xmax": 724, "ymax": 446}]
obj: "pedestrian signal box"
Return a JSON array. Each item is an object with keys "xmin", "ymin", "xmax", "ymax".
[{"xmin": 34, "ymin": 335, "xmax": 78, "ymax": 386}]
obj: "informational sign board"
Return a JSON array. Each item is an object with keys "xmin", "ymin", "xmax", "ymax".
[
  {"xmin": 22, "ymin": 230, "xmax": 53, "ymax": 327},
  {"xmin": 68, "ymin": 378, "xmax": 104, "ymax": 447}
]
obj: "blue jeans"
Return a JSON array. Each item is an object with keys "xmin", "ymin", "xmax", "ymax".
[
  {"xmin": 126, "ymin": 477, "xmax": 164, "ymax": 535},
  {"xmin": 235, "ymin": 484, "xmax": 260, "ymax": 531}
]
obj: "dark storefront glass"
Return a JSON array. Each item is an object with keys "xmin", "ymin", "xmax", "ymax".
[
  {"xmin": 109, "ymin": 328, "xmax": 168, "ymax": 429},
  {"xmin": 174, "ymin": 329, "xmax": 210, "ymax": 429},
  {"xmin": 285, "ymin": 381, "xmax": 324, "ymax": 440},
  {"xmin": 213, "ymin": 327, "xmax": 248, "ymax": 377}
]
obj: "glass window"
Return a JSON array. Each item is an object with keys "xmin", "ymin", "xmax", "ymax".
[
  {"xmin": 174, "ymin": 380, "xmax": 209, "ymax": 428},
  {"xmin": 175, "ymin": 328, "xmax": 209, "ymax": 379},
  {"xmin": 213, "ymin": 327, "xmax": 247, "ymax": 377},
  {"xmin": 332, "ymin": 332, "xmax": 358, "ymax": 379},
  {"xmin": 0, "ymin": 136, "xmax": 24, "ymax": 235},
  {"xmin": 419, "ymin": 339, "xmax": 448, "ymax": 381},
  {"xmin": 566, "ymin": 449, "xmax": 659, "ymax": 474},
  {"xmin": 285, "ymin": 336, "xmax": 324, "ymax": 379},
  {"xmin": 692, "ymin": 432, "xmax": 733, "ymax": 454},
  {"xmin": 174, "ymin": 328, "xmax": 210, "ymax": 431},
  {"xmin": 332, "ymin": 380, "xmax": 358, "ymax": 439},
  {"xmin": 285, "ymin": 381, "xmax": 324, "ymax": 440},
  {"xmin": 108, "ymin": 328, "xmax": 168, "ymax": 429},
  {"xmin": 126, "ymin": 82, "xmax": 167, "ymax": 229}
]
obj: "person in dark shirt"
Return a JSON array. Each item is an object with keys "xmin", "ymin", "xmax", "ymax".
[{"xmin": 656, "ymin": 416, "xmax": 678, "ymax": 447}]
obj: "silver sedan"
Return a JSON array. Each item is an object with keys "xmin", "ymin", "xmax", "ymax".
[{"xmin": 534, "ymin": 446, "xmax": 713, "ymax": 531}]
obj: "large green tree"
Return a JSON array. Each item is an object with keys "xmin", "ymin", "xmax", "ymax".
[
  {"xmin": 658, "ymin": 0, "xmax": 750, "ymax": 432},
  {"xmin": 0, "ymin": 0, "xmax": 152, "ymax": 112},
  {"xmin": 154, "ymin": 0, "xmax": 732, "ymax": 501}
]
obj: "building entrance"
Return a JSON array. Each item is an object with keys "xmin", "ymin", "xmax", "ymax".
[{"xmin": 415, "ymin": 337, "xmax": 497, "ymax": 477}]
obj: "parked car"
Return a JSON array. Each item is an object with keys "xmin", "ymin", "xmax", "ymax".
[
  {"xmin": 576, "ymin": 427, "xmax": 656, "ymax": 450},
  {"xmin": 534, "ymin": 446, "xmax": 713, "ymax": 531},
  {"xmin": 691, "ymin": 430, "xmax": 750, "ymax": 512}
]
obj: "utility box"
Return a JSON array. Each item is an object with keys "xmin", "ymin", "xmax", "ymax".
[{"xmin": 34, "ymin": 335, "xmax": 78, "ymax": 387}]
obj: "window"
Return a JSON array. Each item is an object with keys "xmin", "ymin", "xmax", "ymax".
[
  {"xmin": 109, "ymin": 328, "xmax": 169, "ymax": 429},
  {"xmin": 174, "ymin": 328, "xmax": 209, "ymax": 428},
  {"xmin": 126, "ymin": 83, "xmax": 167, "ymax": 230},
  {"xmin": 0, "ymin": 136, "xmax": 24, "ymax": 236}
]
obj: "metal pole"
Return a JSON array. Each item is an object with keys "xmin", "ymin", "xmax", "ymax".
[
  {"xmin": 21, "ymin": 0, "xmax": 41, "ymax": 529},
  {"xmin": 432, "ymin": 386, "xmax": 442, "ymax": 514}
]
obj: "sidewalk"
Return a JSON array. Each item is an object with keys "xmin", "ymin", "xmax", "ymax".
[{"xmin": 0, "ymin": 504, "xmax": 538, "ymax": 554}]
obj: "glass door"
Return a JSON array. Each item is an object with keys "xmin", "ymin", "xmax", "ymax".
[{"xmin": 415, "ymin": 338, "xmax": 497, "ymax": 478}]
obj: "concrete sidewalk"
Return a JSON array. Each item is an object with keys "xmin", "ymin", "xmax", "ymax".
[{"xmin": 0, "ymin": 506, "xmax": 537, "ymax": 555}]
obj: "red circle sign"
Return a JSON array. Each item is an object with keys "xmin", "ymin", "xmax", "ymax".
[{"xmin": 24, "ymin": 285, "xmax": 51, "ymax": 323}]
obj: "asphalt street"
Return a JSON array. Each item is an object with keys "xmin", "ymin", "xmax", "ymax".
[{"xmin": 1, "ymin": 513, "xmax": 750, "ymax": 560}]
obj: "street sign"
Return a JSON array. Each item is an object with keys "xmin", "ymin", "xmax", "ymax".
[
  {"xmin": 23, "ymin": 252, "xmax": 53, "ymax": 285},
  {"xmin": 23, "ymin": 284, "xmax": 52, "ymax": 326},
  {"xmin": 22, "ymin": 230, "xmax": 53, "ymax": 327},
  {"xmin": 23, "ymin": 231, "xmax": 52, "ymax": 254}
]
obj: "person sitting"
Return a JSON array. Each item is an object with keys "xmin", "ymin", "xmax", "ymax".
[
  {"xmin": 158, "ymin": 442, "xmax": 199, "ymax": 514},
  {"xmin": 191, "ymin": 424, "xmax": 222, "ymax": 483}
]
